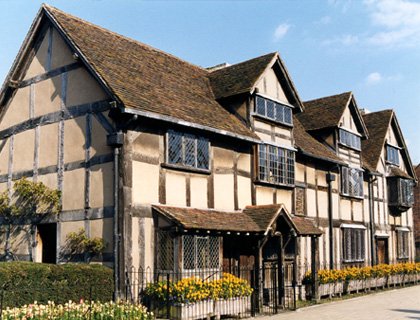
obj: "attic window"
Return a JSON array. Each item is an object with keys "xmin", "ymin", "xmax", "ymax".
[
  {"xmin": 339, "ymin": 128, "xmax": 361, "ymax": 151},
  {"xmin": 257, "ymin": 144, "xmax": 295, "ymax": 186},
  {"xmin": 386, "ymin": 145, "xmax": 400, "ymax": 166},
  {"xmin": 255, "ymin": 95, "xmax": 293, "ymax": 126},
  {"xmin": 167, "ymin": 130, "xmax": 210, "ymax": 171}
]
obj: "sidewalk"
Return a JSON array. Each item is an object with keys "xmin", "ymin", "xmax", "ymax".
[{"xmin": 257, "ymin": 285, "xmax": 420, "ymax": 320}]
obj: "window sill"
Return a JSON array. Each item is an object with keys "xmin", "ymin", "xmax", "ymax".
[
  {"xmin": 340, "ymin": 194, "xmax": 364, "ymax": 201},
  {"xmin": 251, "ymin": 113, "xmax": 293, "ymax": 128},
  {"xmin": 385, "ymin": 161, "xmax": 400, "ymax": 167},
  {"xmin": 254, "ymin": 179, "xmax": 295, "ymax": 189},
  {"xmin": 161, "ymin": 163, "xmax": 211, "ymax": 175},
  {"xmin": 337, "ymin": 142, "xmax": 361, "ymax": 152}
]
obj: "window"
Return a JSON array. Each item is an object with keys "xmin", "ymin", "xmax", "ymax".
[
  {"xmin": 157, "ymin": 230, "xmax": 174, "ymax": 271},
  {"xmin": 258, "ymin": 144, "xmax": 295, "ymax": 186},
  {"xmin": 396, "ymin": 230, "xmax": 409, "ymax": 260},
  {"xmin": 182, "ymin": 235, "xmax": 220, "ymax": 270},
  {"xmin": 341, "ymin": 167, "xmax": 363, "ymax": 198},
  {"xmin": 388, "ymin": 178, "xmax": 414, "ymax": 210},
  {"xmin": 255, "ymin": 95, "xmax": 293, "ymax": 126},
  {"xmin": 339, "ymin": 129, "xmax": 361, "ymax": 150},
  {"xmin": 342, "ymin": 227, "xmax": 365, "ymax": 263},
  {"xmin": 386, "ymin": 145, "xmax": 399, "ymax": 165},
  {"xmin": 167, "ymin": 130, "xmax": 209, "ymax": 170}
]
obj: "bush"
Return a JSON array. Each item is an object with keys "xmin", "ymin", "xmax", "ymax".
[{"xmin": 0, "ymin": 262, "xmax": 113, "ymax": 308}]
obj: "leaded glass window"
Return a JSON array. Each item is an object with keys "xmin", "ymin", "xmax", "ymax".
[
  {"xmin": 167, "ymin": 130, "xmax": 210, "ymax": 170},
  {"xmin": 342, "ymin": 227, "xmax": 365, "ymax": 263},
  {"xmin": 255, "ymin": 95, "xmax": 293, "ymax": 126},
  {"xmin": 339, "ymin": 129, "xmax": 361, "ymax": 150},
  {"xmin": 182, "ymin": 235, "xmax": 220, "ymax": 270},
  {"xmin": 341, "ymin": 167, "xmax": 364, "ymax": 198},
  {"xmin": 397, "ymin": 230, "xmax": 409, "ymax": 260},
  {"xmin": 258, "ymin": 144, "xmax": 295, "ymax": 186},
  {"xmin": 386, "ymin": 145, "xmax": 399, "ymax": 165}
]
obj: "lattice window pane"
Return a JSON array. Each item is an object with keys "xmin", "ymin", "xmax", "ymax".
[
  {"xmin": 197, "ymin": 138, "xmax": 209, "ymax": 169},
  {"xmin": 157, "ymin": 231, "xmax": 174, "ymax": 270},
  {"xmin": 259, "ymin": 145, "xmax": 268, "ymax": 181},
  {"xmin": 196, "ymin": 237, "xmax": 208, "ymax": 269},
  {"xmin": 183, "ymin": 235, "xmax": 195, "ymax": 270},
  {"xmin": 266, "ymin": 100, "xmax": 275, "ymax": 119},
  {"xmin": 287, "ymin": 150, "xmax": 295, "ymax": 185},
  {"xmin": 275, "ymin": 104, "xmax": 284, "ymax": 123},
  {"xmin": 278, "ymin": 148, "xmax": 286, "ymax": 184},
  {"xmin": 209, "ymin": 237, "xmax": 220, "ymax": 268},
  {"xmin": 184, "ymin": 135, "xmax": 196, "ymax": 167},
  {"xmin": 256, "ymin": 96, "xmax": 266, "ymax": 116},
  {"xmin": 283, "ymin": 106, "xmax": 292, "ymax": 125},
  {"xmin": 269, "ymin": 146, "xmax": 277, "ymax": 183},
  {"xmin": 168, "ymin": 131, "xmax": 183, "ymax": 165}
]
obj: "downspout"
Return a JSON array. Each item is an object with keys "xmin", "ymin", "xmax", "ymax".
[
  {"xmin": 113, "ymin": 145, "xmax": 120, "ymax": 300},
  {"xmin": 326, "ymin": 170, "xmax": 336, "ymax": 270},
  {"xmin": 108, "ymin": 129, "xmax": 124, "ymax": 300},
  {"xmin": 368, "ymin": 175, "xmax": 377, "ymax": 266}
]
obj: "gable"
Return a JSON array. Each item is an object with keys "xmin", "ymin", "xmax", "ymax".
[
  {"xmin": 0, "ymin": 23, "xmax": 108, "ymax": 132},
  {"xmin": 255, "ymin": 66, "xmax": 290, "ymax": 105}
]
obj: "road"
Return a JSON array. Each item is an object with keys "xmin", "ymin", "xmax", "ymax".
[{"xmin": 260, "ymin": 285, "xmax": 420, "ymax": 320}]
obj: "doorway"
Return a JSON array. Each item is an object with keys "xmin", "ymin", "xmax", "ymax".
[
  {"xmin": 376, "ymin": 237, "xmax": 389, "ymax": 265},
  {"xmin": 36, "ymin": 224, "xmax": 57, "ymax": 264}
]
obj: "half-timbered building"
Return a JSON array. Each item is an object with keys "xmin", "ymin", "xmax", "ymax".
[{"xmin": 0, "ymin": 5, "xmax": 417, "ymax": 303}]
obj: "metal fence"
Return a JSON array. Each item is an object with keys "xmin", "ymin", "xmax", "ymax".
[{"xmin": 124, "ymin": 263, "xmax": 298, "ymax": 319}]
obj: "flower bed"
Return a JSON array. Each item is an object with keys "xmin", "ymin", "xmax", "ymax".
[
  {"xmin": 145, "ymin": 273, "xmax": 252, "ymax": 319},
  {"xmin": 1, "ymin": 300, "xmax": 154, "ymax": 320},
  {"xmin": 304, "ymin": 262, "xmax": 420, "ymax": 299}
]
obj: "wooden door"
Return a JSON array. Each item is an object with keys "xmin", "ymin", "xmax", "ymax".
[{"xmin": 376, "ymin": 238, "xmax": 388, "ymax": 265}]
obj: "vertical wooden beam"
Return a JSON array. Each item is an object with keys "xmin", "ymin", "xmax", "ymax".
[
  {"xmin": 46, "ymin": 27, "xmax": 53, "ymax": 72},
  {"xmin": 207, "ymin": 147, "xmax": 214, "ymax": 208},
  {"xmin": 159, "ymin": 134, "xmax": 166, "ymax": 204},
  {"xmin": 233, "ymin": 153, "xmax": 238, "ymax": 210},
  {"xmin": 33, "ymin": 126, "xmax": 40, "ymax": 182},
  {"xmin": 85, "ymin": 113, "xmax": 92, "ymax": 209},
  {"xmin": 185, "ymin": 175, "xmax": 191, "ymax": 207},
  {"xmin": 7, "ymin": 135, "xmax": 14, "ymax": 198},
  {"xmin": 311, "ymin": 236, "xmax": 320, "ymax": 302}
]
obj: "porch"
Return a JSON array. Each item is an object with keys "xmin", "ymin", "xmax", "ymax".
[{"xmin": 125, "ymin": 204, "xmax": 322, "ymax": 318}]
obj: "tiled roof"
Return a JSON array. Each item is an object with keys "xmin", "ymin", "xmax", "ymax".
[
  {"xmin": 389, "ymin": 167, "xmax": 412, "ymax": 179},
  {"xmin": 299, "ymin": 92, "xmax": 352, "ymax": 131},
  {"xmin": 361, "ymin": 110, "xmax": 393, "ymax": 172},
  {"xmin": 152, "ymin": 204, "xmax": 322, "ymax": 236},
  {"xmin": 294, "ymin": 117, "xmax": 345, "ymax": 164},
  {"xmin": 44, "ymin": 5, "xmax": 258, "ymax": 140},
  {"xmin": 208, "ymin": 53, "xmax": 277, "ymax": 99},
  {"xmin": 153, "ymin": 205, "xmax": 264, "ymax": 233}
]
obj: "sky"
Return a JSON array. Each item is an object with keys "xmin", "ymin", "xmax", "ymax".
[{"xmin": 0, "ymin": 0, "xmax": 419, "ymax": 164}]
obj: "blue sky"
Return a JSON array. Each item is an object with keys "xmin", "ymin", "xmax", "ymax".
[{"xmin": 0, "ymin": 0, "xmax": 419, "ymax": 164}]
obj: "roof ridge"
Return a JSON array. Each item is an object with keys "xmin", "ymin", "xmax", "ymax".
[
  {"xmin": 304, "ymin": 91, "xmax": 352, "ymax": 104},
  {"xmin": 43, "ymin": 4, "xmax": 207, "ymax": 73},
  {"xmin": 208, "ymin": 52, "xmax": 277, "ymax": 74}
]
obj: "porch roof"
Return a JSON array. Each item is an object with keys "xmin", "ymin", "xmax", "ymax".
[{"xmin": 152, "ymin": 204, "xmax": 322, "ymax": 236}]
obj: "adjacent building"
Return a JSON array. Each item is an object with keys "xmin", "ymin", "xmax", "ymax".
[{"xmin": 0, "ymin": 4, "xmax": 417, "ymax": 302}]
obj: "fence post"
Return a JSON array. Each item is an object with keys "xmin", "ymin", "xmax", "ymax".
[
  {"xmin": 166, "ymin": 273, "xmax": 170, "ymax": 319},
  {"xmin": 0, "ymin": 285, "xmax": 4, "ymax": 320}
]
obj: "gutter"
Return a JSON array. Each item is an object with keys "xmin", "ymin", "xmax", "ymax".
[{"xmin": 122, "ymin": 107, "xmax": 261, "ymax": 144}]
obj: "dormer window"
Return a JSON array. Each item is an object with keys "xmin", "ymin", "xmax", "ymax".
[
  {"xmin": 386, "ymin": 144, "xmax": 400, "ymax": 166},
  {"xmin": 255, "ymin": 95, "xmax": 293, "ymax": 126},
  {"xmin": 339, "ymin": 128, "xmax": 361, "ymax": 151}
]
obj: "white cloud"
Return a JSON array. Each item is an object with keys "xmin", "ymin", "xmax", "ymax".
[
  {"xmin": 366, "ymin": 72, "xmax": 382, "ymax": 85},
  {"xmin": 365, "ymin": 0, "xmax": 420, "ymax": 47},
  {"xmin": 365, "ymin": 71, "xmax": 402, "ymax": 85},
  {"xmin": 322, "ymin": 34, "xmax": 359, "ymax": 46},
  {"xmin": 273, "ymin": 23, "xmax": 290, "ymax": 42},
  {"xmin": 316, "ymin": 16, "xmax": 332, "ymax": 25}
]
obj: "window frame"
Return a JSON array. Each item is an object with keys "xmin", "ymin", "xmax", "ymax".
[
  {"xmin": 338, "ymin": 128, "xmax": 361, "ymax": 151},
  {"xmin": 400, "ymin": 179, "xmax": 414, "ymax": 207},
  {"xmin": 386, "ymin": 144, "xmax": 400, "ymax": 166},
  {"xmin": 166, "ymin": 130, "xmax": 210, "ymax": 173},
  {"xmin": 396, "ymin": 229, "xmax": 409, "ymax": 260},
  {"xmin": 182, "ymin": 235, "xmax": 221, "ymax": 271},
  {"xmin": 342, "ymin": 226, "xmax": 366, "ymax": 263},
  {"xmin": 341, "ymin": 166, "xmax": 364, "ymax": 199},
  {"xmin": 254, "ymin": 94, "xmax": 294, "ymax": 127},
  {"xmin": 257, "ymin": 143, "xmax": 295, "ymax": 187}
]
